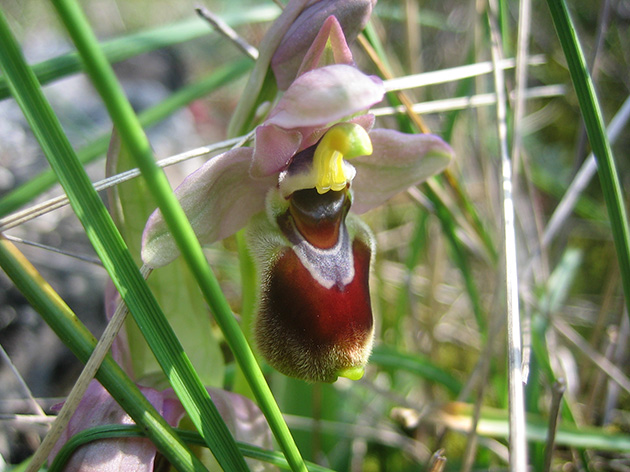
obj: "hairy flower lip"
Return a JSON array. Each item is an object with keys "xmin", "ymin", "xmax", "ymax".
[
  {"xmin": 247, "ymin": 185, "xmax": 377, "ymax": 383},
  {"xmin": 253, "ymin": 233, "xmax": 374, "ymax": 383}
]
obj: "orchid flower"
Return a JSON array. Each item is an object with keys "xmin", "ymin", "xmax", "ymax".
[
  {"xmin": 48, "ymin": 285, "xmax": 274, "ymax": 472},
  {"xmin": 142, "ymin": 14, "xmax": 453, "ymax": 383}
]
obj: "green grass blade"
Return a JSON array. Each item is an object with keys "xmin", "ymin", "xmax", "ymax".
[
  {"xmin": 232, "ymin": 230, "xmax": 259, "ymax": 400},
  {"xmin": 528, "ymin": 249, "xmax": 589, "ymax": 469},
  {"xmin": 364, "ymin": 23, "xmax": 498, "ymax": 265},
  {"xmin": 545, "ymin": 0, "xmax": 630, "ymax": 321},
  {"xmin": 0, "ymin": 5, "xmax": 278, "ymax": 101},
  {"xmin": 0, "ymin": 58, "xmax": 251, "ymax": 217},
  {"xmin": 370, "ymin": 345, "xmax": 462, "ymax": 396},
  {"xmin": 441, "ymin": 403, "xmax": 630, "ymax": 452},
  {"xmin": 391, "ymin": 209, "xmax": 428, "ymax": 344},
  {"xmin": 423, "ymin": 183, "xmax": 487, "ymax": 336},
  {"xmin": 0, "ymin": 8, "xmax": 248, "ymax": 471},
  {"xmin": 0, "ymin": 237, "xmax": 206, "ymax": 472},
  {"xmin": 47, "ymin": 0, "xmax": 306, "ymax": 469}
]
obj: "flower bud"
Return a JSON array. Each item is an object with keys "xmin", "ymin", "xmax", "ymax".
[{"xmin": 272, "ymin": 0, "xmax": 376, "ymax": 90}]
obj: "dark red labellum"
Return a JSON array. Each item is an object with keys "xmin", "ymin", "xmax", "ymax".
[{"xmin": 255, "ymin": 188, "xmax": 373, "ymax": 382}]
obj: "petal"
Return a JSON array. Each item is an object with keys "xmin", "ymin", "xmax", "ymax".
[
  {"xmin": 266, "ymin": 64, "xmax": 384, "ymax": 129},
  {"xmin": 154, "ymin": 388, "xmax": 187, "ymax": 427},
  {"xmin": 250, "ymin": 124, "xmax": 303, "ymax": 177},
  {"xmin": 49, "ymin": 381, "xmax": 173, "ymax": 472},
  {"xmin": 272, "ymin": 1, "xmax": 375, "ymax": 90},
  {"xmin": 142, "ymin": 148, "xmax": 275, "ymax": 268},
  {"xmin": 351, "ymin": 129, "xmax": 454, "ymax": 214},
  {"xmin": 295, "ymin": 16, "xmax": 355, "ymax": 77},
  {"xmin": 349, "ymin": 113, "xmax": 375, "ymax": 132}
]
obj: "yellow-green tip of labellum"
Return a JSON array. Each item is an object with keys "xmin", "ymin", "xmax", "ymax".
[
  {"xmin": 313, "ymin": 123, "xmax": 372, "ymax": 194},
  {"xmin": 337, "ymin": 365, "xmax": 365, "ymax": 381}
]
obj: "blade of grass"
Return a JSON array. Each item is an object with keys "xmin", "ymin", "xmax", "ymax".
[
  {"xmin": 543, "ymin": 379, "xmax": 566, "ymax": 472},
  {"xmin": 528, "ymin": 248, "xmax": 589, "ymax": 470},
  {"xmin": 0, "ymin": 9, "xmax": 248, "ymax": 471},
  {"xmin": 510, "ymin": 0, "xmax": 532, "ymax": 173},
  {"xmin": 540, "ymin": 96, "xmax": 630, "ymax": 249},
  {"xmin": 391, "ymin": 209, "xmax": 428, "ymax": 345},
  {"xmin": 0, "ymin": 58, "xmax": 252, "ymax": 217},
  {"xmin": 370, "ymin": 345, "xmax": 463, "ymax": 396},
  {"xmin": 283, "ymin": 414, "xmax": 432, "ymax": 463},
  {"xmin": 545, "ymin": 0, "xmax": 630, "ymax": 323},
  {"xmin": 107, "ymin": 132, "xmax": 225, "ymax": 388},
  {"xmin": 487, "ymin": 1, "xmax": 527, "ymax": 469},
  {"xmin": 554, "ymin": 319, "xmax": 630, "ymax": 395},
  {"xmin": 0, "ymin": 343, "xmax": 46, "ymax": 419},
  {"xmin": 0, "ymin": 237, "xmax": 206, "ymax": 472},
  {"xmin": 437, "ymin": 402, "xmax": 630, "ymax": 452},
  {"xmin": 47, "ymin": 0, "xmax": 306, "ymax": 469},
  {"xmin": 383, "ymin": 55, "xmax": 546, "ymax": 93},
  {"xmin": 421, "ymin": 183, "xmax": 487, "ymax": 336},
  {"xmin": 196, "ymin": 6, "xmax": 260, "ymax": 61},
  {"xmin": 373, "ymin": 85, "xmax": 565, "ymax": 117},
  {"xmin": 232, "ymin": 229, "xmax": 259, "ymax": 400}
]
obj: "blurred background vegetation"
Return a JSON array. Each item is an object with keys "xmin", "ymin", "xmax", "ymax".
[{"xmin": 0, "ymin": 0, "xmax": 629, "ymax": 470}]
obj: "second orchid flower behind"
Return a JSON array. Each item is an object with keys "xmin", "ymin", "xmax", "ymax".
[{"xmin": 141, "ymin": 15, "xmax": 454, "ymax": 383}]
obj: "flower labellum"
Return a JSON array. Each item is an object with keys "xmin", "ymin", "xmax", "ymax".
[{"xmin": 248, "ymin": 125, "xmax": 376, "ymax": 383}]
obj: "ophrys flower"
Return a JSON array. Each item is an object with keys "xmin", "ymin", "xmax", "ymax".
[{"xmin": 142, "ymin": 13, "xmax": 454, "ymax": 383}]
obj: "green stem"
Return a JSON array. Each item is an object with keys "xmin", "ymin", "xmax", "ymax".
[
  {"xmin": 423, "ymin": 183, "xmax": 487, "ymax": 337},
  {"xmin": 233, "ymin": 230, "xmax": 258, "ymax": 400}
]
